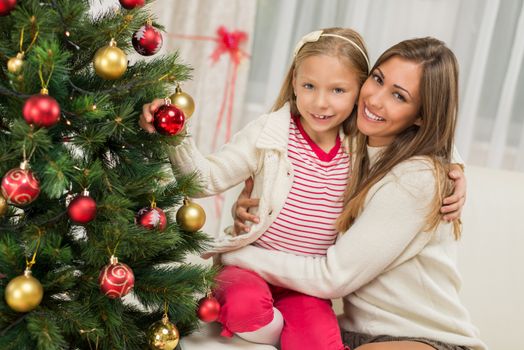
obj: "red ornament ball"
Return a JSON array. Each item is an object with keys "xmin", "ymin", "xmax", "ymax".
[
  {"xmin": 153, "ymin": 104, "xmax": 185, "ymax": 136},
  {"xmin": 132, "ymin": 24, "xmax": 163, "ymax": 56},
  {"xmin": 0, "ymin": 0, "xmax": 17, "ymax": 16},
  {"xmin": 68, "ymin": 194, "xmax": 97, "ymax": 224},
  {"xmin": 136, "ymin": 206, "xmax": 167, "ymax": 231},
  {"xmin": 119, "ymin": 0, "xmax": 144, "ymax": 9},
  {"xmin": 1, "ymin": 165, "xmax": 40, "ymax": 206},
  {"xmin": 98, "ymin": 258, "xmax": 135, "ymax": 299},
  {"xmin": 197, "ymin": 295, "xmax": 221, "ymax": 322},
  {"xmin": 23, "ymin": 93, "xmax": 61, "ymax": 128}
]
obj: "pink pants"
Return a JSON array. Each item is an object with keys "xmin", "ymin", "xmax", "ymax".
[{"xmin": 214, "ymin": 266, "xmax": 347, "ymax": 350}]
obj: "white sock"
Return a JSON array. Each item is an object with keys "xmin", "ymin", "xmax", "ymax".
[{"xmin": 236, "ymin": 307, "xmax": 283, "ymax": 346}]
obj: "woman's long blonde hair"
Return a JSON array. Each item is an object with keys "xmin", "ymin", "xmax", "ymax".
[
  {"xmin": 336, "ymin": 37, "xmax": 462, "ymax": 238},
  {"xmin": 272, "ymin": 27, "xmax": 369, "ymax": 134}
]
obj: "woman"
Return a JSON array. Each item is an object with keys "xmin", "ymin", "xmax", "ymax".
[{"xmin": 222, "ymin": 37, "xmax": 486, "ymax": 350}]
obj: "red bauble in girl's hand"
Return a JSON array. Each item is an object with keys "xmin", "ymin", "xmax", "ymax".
[
  {"xmin": 153, "ymin": 104, "xmax": 185, "ymax": 136},
  {"xmin": 119, "ymin": 0, "xmax": 144, "ymax": 9},
  {"xmin": 197, "ymin": 295, "xmax": 221, "ymax": 322},
  {"xmin": 99, "ymin": 256, "xmax": 135, "ymax": 299},
  {"xmin": 132, "ymin": 24, "xmax": 163, "ymax": 56},
  {"xmin": 1, "ymin": 163, "xmax": 40, "ymax": 206},
  {"xmin": 23, "ymin": 93, "xmax": 61, "ymax": 128},
  {"xmin": 0, "ymin": 0, "xmax": 17, "ymax": 16},
  {"xmin": 68, "ymin": 192, "xmax": 97, "ymax": 224},
  {"xmin": 136, "ymin": 206, "xmax": 167, "ymax": 231}
]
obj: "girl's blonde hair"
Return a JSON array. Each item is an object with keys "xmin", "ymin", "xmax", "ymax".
[
  {"xmin": 272, "ymin": 27, "xmax": 369, "ymax": 134},
  {"xmin": 336, "ymin": 37, "xmax": 462, "ymax": 238}
]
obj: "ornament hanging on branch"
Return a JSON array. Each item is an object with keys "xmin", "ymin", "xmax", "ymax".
[
  {"xmin": 136, "ymin": 201, "xmax": 167, "ymax": 231},
  {"xmin": 23, "ymin": 88, "xmax": 61, "ymax": 128},
  {"xmin": 1, "ymin": 160, "xmax": 40, "ymax": 207},
  {"xmin": 197, "ymin": 292, "xmax": 221, "ymax": 323},
  {"xmin": 153, "ymin": 98, "xmax": 185, "ymax": 136},
  {"xmin": 0, "ymin": 0, "xmax": 16, "ymax": 16},
  {"xmin": 119, "ymin": 0, "xmax": 144, "ymax": 10},
  {"xmin": 147, "ymin": 312, "xmax": 180, "ymax": 350},
  {"xmin": 93, "ymin": 38, "xmax": 128, "ymax": 80},
  {"xmin": 0, "ymin": 192, "xmax": 7, "ymax": 217},
  {"xmin": 7, "ymin": 52, "xmax": 24, "ymax": 74},
  {"xmin": 67, "ymin": 189, "xmax": 97, "ymax": 224},
  {"xmin": 132, "ymin": 20, "xmax": 163, "ymax": 56},
  {"xmin": 5, "ymin": 267, "xmax": 43, "ymax": 312},
  {"xmin": 5, "ymin": 237, "xmax": 43, "ymax": 313},
  {"xmin": 98, "ymin": 255, "xmax": 135, "ymax": 299},
  {"xmin": 176, "ymin": 197, "xmax": 206, "ymax": 232},
  {"xmin": 7, "ymin": 26, "xmax": 39, "ymax": 75},
  {"xmin": 169, "ymin": 84, "xmax": 195, "ymax": 119}
]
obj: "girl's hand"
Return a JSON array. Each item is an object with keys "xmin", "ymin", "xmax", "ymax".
[
  {"xmin": 232, "ymin": 178, "xmax": 260, "ymax": 236},
  {"xmin": 138, "ymin": 98, "xmax": 165, "ymax": 133},
  {"xmin": 441, "ymin": 164, "xmax": 466, "ymax": 221}
]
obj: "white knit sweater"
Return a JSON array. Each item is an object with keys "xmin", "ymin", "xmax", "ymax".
[
  {"xmin": 168, "ymin": 103, "xmax": 348, "ymax": 258},
  {"xmin": 222, "ymin": 147, "xmax": 487, "ymax": 350}
]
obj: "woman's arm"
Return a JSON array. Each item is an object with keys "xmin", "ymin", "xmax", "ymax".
[{"xmin": 222, "ymin": 161, "xmax": 438, "ymax": 299}]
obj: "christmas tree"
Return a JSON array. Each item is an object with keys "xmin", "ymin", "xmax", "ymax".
[{"xmin": 0, "ymin": 1, "xmax": 217, "ymax": 349}]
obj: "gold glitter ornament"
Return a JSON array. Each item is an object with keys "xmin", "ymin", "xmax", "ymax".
[{"xmin": 147, "ymin": 314, "xmax": 180, "ymax": 350}]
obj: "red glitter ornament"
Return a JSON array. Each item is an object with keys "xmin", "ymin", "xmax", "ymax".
[
  {"xmin": 98, "ymin": 256, "xmax": 135, "ymax": 299},
  {"xmin": 23, "ymin": 89, "xmax": 61, "ymax": 128},
  {"xmin": 153, "ymin": 102, "xmax": 185, "ymax": 136},
  {"xmin": 67, "ymin": 190, "xmax": 97, "ymax": 224},
  {"xmin": 119, "ymin": 0, "xmax": 144, "ymax": 10},
  {"xmin": 197, "ymin": 294, "xmax": 221, "ymax": 322},
  {"xmin": 132, "ymin": 23, "xmax": 163, "ymax": 56},
  {"xmin": 1, "ymin": 161, "xmax": 40, "ymax": 206},
  {"xmin": 0, "ymin": 0, "xmax": 17, "ymax": 16},
  {"xmin": 136, "ymin": 205, "xmax": 167, "ymax": 231}
]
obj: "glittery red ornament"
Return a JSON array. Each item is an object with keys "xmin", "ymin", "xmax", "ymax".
[
  {"xmin": 0, "ymin": 0, "xmax": 17, "ymax": 16},
  {"xmin": 132, "ymin": 23, "xmax": 163, "ymax": 56},
  {"xmin": 23, "ymin": 90, "xmax": 61, "ymax": 128},
  {"xmin": 98, "ymin": 256, "xmax": 135, "ymax": 299},
  {"xmin": 67, "ymin": 190, "xmax": 97, "ymax": 224},
  {"xmin": 197, "ymin": 294, "xmax": 221, "ymax": 322},
  {"xmin": 136, "ymin": 205, "xmax": 167, "ymax": 231},
  {"xmin": 1, "ymin": 161, "xmax": 40, "ymax": 206},
  {"xmin": 153, "ymin": 103, "xmax": 185, "ymax": 136},
  {"xmin": 119, "ymin": 0, "xmax": 144, "ymax": 9}
]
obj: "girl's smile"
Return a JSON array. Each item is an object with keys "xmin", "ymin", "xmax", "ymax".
[{"xmin": 292, "ymin": 54, "xmax": 360, "ymax": 151}]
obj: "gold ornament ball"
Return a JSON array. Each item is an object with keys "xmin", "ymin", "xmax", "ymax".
[
  {"xmin": 147, "ymin": 317, "xmax": 180, "ymax": 350},
  {"xmin": 169, "ymin": 85, "xmax": 195, "ymax": 118},
  {"xmin": 93, "ymin": 39, "xmax": 128, "ymax": 80},
  {"xmin": 5, "ymin": 269, "xmax": 44, "ymax": 312},
  {"xmin": 176, "ymin": 200, "xmax": 206, "ymax": 232},
  {"xmin": 0, "ymin": 193, "xmax": 7, "ymax": 216},
  {"xmin": 7, "ymin": 52, "xmax": 24, "ymax": 74}
]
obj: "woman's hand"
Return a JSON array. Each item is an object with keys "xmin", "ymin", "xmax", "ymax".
[
  {"xmin": 441, "ymin": 164, "xmax": 466, "ymax": 221},
  {"xmin": 232, "ymin": 177, "xmax": 260, "ymax": 236},
  {"xmin": 138, "ymin": 98, "xmax": 165, "ymax": 133}
]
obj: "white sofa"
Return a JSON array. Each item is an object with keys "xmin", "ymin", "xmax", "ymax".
[{"xmin": 181, "ymin": 165, "xmax": 524, "ymax": 350}]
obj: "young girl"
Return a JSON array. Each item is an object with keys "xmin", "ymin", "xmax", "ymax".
[
  {"xmin": 223, "ymin": 37, "xmax": 486, "ymax": 350},
  {"xmin": 139, "ymin": 29, "xmax": 466, "ymax": 349}
]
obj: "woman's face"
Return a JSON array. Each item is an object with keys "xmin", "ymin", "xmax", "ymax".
[{"xmin": 357, "ymin": 56, "xmax": 423, "ymax": 147}]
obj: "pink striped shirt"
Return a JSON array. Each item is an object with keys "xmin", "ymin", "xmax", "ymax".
[{"xmin": 254, "ymin": 116, "xmax": 350, "ymax": 257}]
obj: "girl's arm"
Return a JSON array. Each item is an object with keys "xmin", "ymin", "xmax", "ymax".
[
  {"xmin": 140, "ymin": 99, "xmax": 264, "ymax": 197},
  {"xmin": 222, "ymin": 160, "xmax": 438, "ymax": 299}
]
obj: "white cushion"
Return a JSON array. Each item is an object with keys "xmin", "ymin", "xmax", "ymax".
[{"xmin": 181, "ymin": 322, "xmax": 277, "ymax": 349}]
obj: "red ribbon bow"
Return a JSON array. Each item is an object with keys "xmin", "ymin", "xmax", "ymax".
[{"xmin": 211, "ymin": 26, "xmax": 248, "ymax": 64}]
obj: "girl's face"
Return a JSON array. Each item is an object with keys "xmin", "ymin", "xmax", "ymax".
[
  {"xmin": 357, "ymin": 56, "xmax": 422, "ymax": 147},
  {"xmin": 293, "ymin": 54, "xmax": 360, "ymax": 146}
]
